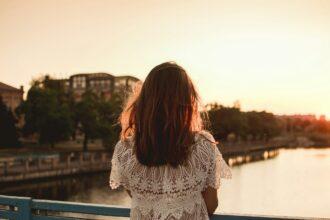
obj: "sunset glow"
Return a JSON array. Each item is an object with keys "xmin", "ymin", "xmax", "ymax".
[{"xmin": 1, "ymin": 0, "xmax": 330, "ymax": 117}]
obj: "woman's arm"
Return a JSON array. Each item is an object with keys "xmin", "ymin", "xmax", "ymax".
[{"xmin": 202, "ymin": 186, "xmax": 218, "ymax": 216}]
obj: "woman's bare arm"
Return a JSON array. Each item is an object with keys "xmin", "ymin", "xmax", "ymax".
[{"xmin": 202, "ymin": 186, "xmax": 218, "ymax": 216}]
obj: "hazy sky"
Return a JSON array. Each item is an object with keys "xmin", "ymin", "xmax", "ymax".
[{"xmin": 1, "ymin": 0, "xmax": 330, "ymax": 117}]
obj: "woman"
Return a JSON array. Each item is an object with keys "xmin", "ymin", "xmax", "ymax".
[{"xmin": 110, "ymin": 62, "xmax": 231, "ymax": 220}]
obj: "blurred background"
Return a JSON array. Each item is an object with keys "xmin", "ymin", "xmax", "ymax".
[{"xmin": 0, "ymin": 0, "xmax": 329, "ymax": 219}]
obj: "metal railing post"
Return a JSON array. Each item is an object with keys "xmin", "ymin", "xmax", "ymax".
[{"xmin": 16, "ymin": 197, "xmax": 32, "ymax": 220}]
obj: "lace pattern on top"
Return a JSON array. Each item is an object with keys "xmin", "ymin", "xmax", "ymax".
[{"xmin": 109, "ymin": 130, "xmax": 231, "ymax": 220}]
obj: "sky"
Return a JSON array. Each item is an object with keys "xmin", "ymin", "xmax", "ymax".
[{"xmin": 1, "ymin": 0, "xmax": 330, "ymax": 117}]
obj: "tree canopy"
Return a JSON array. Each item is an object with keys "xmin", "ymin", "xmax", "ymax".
[
  {"xmin": 17, "ymin": 84, "xmax": 73, "ymax": 148},
  {"xmin": 0, "ymin": 97, "xmax": 20, "ymax": 148},
  {"xmin": 18, "ymin": 76, "xmax": 124, "ymax": 151}
]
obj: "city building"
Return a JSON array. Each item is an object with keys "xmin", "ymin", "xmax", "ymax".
[
  {"xmin": 114, "ymin": 75, "xmax": 140, "ymax": 93},
  {"xmin": 0, "ymin": 82, "xmax": 24, "ymax": 111},
  {"xmin": 43, "ymin": 72, "xmax": 140, "ymax": 101},
  {"xmin": 320, "ymin": 115, "xmax": 326, "ymax": 121},
  {"xmin": 49, "ymin": 73, "xmax": 140, "ymax": 101},
  {"xmin": 278, "ymin": 114, "xmax": 318, "ymax": 122},
  {"xmin": 44, "ymin": 75, "xmax": 70, "ymax": 93},
  {"xmin": 69, "ymin": 73, "xmax": 115, "ymax": 101}
]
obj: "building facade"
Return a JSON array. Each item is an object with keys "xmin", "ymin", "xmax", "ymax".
[
  {"xmin": 114, "ymin": 75, "xmax": 140, "ymax": 93},
  {"xmin": 69, "ymin": 73, "xmax": 114, "ymax": 101},
  {"xmin": 0, "ymin": 82, "xmax": 24, "ymax": 111},
  {"xmin": 68, "ymin": 73, "xmax": 139, "ymax": 101},
  {"xmin": 44, "ymin": 73, "xmax": 139, "ymax": 101}
]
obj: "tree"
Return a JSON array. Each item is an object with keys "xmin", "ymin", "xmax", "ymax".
[
  {"xmin": 207, "ymin": 103, "xmax": 282, "ymax": 142},
  {"xmin": 98, "ymin": 92, "xmax": 124, "ymax": 152},
  {"xmin": 75, "ymin": 90, "xmax": 125, "ymax": 152},
  {"xmin": 0, "ymin": 97, "xmax": 20, "ymax": 148},
  {"xmin": 245, "ymin": 111, "xmax": 263, "ymax": 140},
  {"xmin": 18, "ymin": 86, "xmax": 73, "ymax": 147},
  {"xmin": 74, "ymin": 91, "xmax": 100, "ymax": 151},
  {"xmin": 208, "ymin": 105, "xmax": 247, "ymax": 141}
]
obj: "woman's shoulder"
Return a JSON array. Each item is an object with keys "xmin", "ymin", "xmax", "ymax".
[
  {"xmin": 192, "ymin": 130, "xmax": 219, "ymax": 156},
  {"xmin": 115, "ymin": 136, "xmax": 134, "ymax": 149},
  {"xmin": 194, "ymin": 130, "xmax": 216, "ymax": 144},
  {"xmin": 113, "ymin": 137, "xmax": 134, "ymax": 162}
]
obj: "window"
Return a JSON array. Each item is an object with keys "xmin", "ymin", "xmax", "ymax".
[{"xmin": 73, "ymin": 76, "xmax": 86, "ymax": 89}]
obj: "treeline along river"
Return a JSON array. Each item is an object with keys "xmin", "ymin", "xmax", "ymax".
[{"xmin": 1, "ymin": 148, "xmax": 329, "ymax": 219}]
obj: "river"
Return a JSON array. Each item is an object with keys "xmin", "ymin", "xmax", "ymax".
[{"xmin": 1, "ymin": 148, "xmax": 329, "ymax": 219}]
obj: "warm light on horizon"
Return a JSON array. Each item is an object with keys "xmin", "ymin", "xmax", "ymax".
[{"xmin": 1, "ymin": 0, "xmax": 329, "ymax": 117}]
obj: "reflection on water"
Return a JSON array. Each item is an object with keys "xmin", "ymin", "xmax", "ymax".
[
  {"xmin": 0, "ymin": 172, "xmax": 111, "ymax": 202},
  {"xmin": 1, "ymin": 148, "xmax": 330, "ymax": 218},
  {"xmin": 220, "ymin": 148, "xmax": 330, "ymax": 218}
]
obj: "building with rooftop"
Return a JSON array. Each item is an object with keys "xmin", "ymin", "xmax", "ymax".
[
  {"xmin": 114, "ymin": 75, "xmax": 140, "ymax": 93},
  {"xmin": 51, "ymin": 73, "xmax": 140, "ymax": 101},
  {"xmin": 42, "ymin": 72, "xmax": 140, "ymax": 101},
  {"xmin": 0, "ymin": 82, "xmax": 24, "ymax": 111},
  {"xmin": 69, "ymin": 73, "xmax": 114, "ymax": 101}
]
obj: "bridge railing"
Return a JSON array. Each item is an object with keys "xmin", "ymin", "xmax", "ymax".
[{"xmin": 0, "ymin": 195, "xmax": 323, "ymax": 220}]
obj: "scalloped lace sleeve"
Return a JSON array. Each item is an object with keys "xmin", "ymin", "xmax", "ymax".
[
  {"xmin": 109, "ymin": 140, "xmax": 129, "ymax": 189},
  {"xmin": 199, "ymin": 131, "xmax": 232, "ymax": 190}
]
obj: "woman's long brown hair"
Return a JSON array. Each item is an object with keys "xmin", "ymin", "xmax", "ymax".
[{"xmin": 120, "ymin": 62, "xmax": 206, "ymax": 167}]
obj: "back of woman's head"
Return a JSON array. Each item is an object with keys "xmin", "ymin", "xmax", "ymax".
[{"xmin": 120, "ymin": 62, "xmax": 205, "ymax": 167}]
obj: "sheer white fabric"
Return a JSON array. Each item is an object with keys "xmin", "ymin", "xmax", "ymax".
[{"xmin": 109, "ymin": 130, "xmax": 231, "ymax": 220}]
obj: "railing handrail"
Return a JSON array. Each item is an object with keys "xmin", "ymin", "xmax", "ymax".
[{"xmin": 0, "ymin": 195, "xmax": 327, "ymax": 220}]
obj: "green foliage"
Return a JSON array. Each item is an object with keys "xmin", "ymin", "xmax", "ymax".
[
  {"xmin": 245, "ymin": 111, "xmax": 282, "ymax": 141},
  {"xmin": 281, "ymin": 116, "xmax": 330, "ymax": 134},
  {"xmin": 74, "ymin": 91, "xmax": 124, "ymax": 151},
  {"xmin": 18, "ymin": 85, "xmax": 73, "ymax": 147},
  {"xmin": 98, "ymin": 93, "xmax": 123, "ymax": 151},
  {"xmin": 0, "ymin": 97, "xmax": 20, "ymax": 148},
  {"xmin": 208, "ymin": 105, "xmax": 247, "ymax": 140},
  {"xmin": 208, "ymin": 104, "xmax": 282, "ymax": 142},
  {"xmin": 208, "ymin": 102, "xmax": 330, "ymax": 144},
  {"xmin": 18, "ymin": 75, "xmax": 125, "ymax": 151},
  {"xmin": 74, "ymin": 91, "xmax": 101, "ymax": 151}
]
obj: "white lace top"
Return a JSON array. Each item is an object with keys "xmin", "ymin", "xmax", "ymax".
[{"xmin": 109, "ymin": 130, "xmax": 231, "ymax": 220}]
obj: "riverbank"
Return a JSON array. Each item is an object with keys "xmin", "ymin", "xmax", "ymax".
[{"xmin": 0, "ymin": 151, "xmax": 111, "ymax": 183}]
